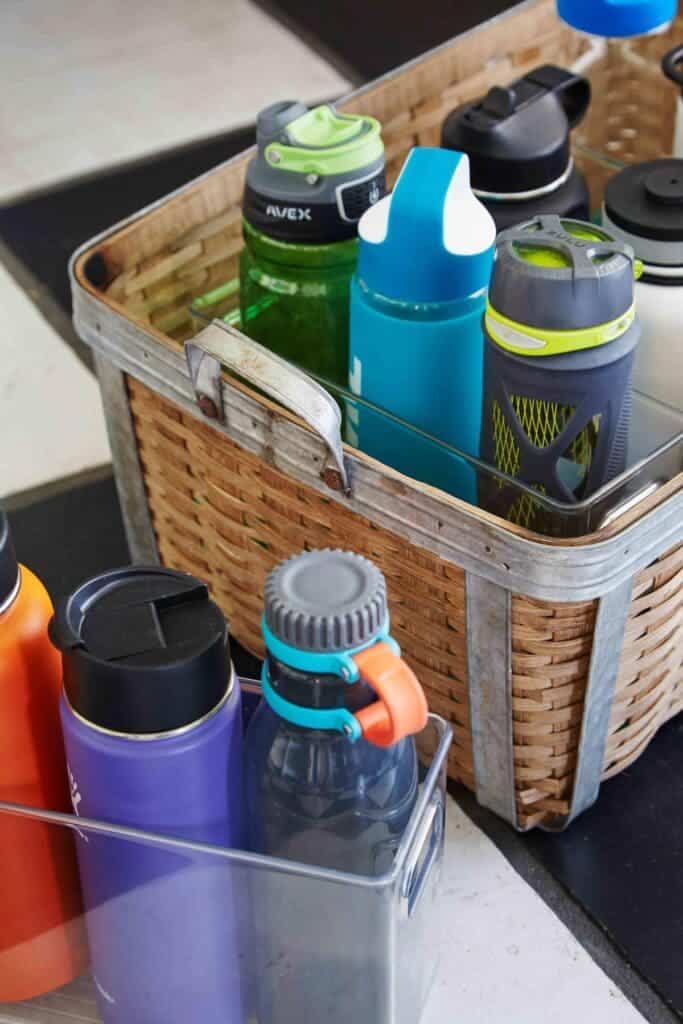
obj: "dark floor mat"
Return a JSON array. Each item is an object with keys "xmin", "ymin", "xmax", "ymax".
[
  {"xmin": 257, "ymin": 0, "xmax": 518, "ymax": 80},
  {"xmin": 8, "ymin": 475, "xmax": 129, "ymax": 602},
  {"xmin": 7, "ymin": 473, "xmax": 263, "ymax": 679},
  {"xmin": 525, "ymin": 714, "xmax": 683, "ymax": 1016}
]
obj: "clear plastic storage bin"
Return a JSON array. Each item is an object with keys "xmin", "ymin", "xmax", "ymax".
[
  {"xmin": 189, "ymin": 305, "xmax": 683, "ymax": 538},
  {"xmin": 0, "ymin": 683, "xmax": 451, "ymax": 1024}
]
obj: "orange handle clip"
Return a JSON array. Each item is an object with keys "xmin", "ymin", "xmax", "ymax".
[{"xmin": 351, "ymin": 642, "xmax": 428, "ymax": 748}]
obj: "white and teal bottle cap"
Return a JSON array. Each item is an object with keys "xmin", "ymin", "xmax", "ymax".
[{"xmin": 357, "ymin": 147, "xmax": 495, "ymax": 303}]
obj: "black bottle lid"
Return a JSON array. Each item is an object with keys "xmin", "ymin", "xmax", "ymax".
[
  {"xmin": 663, "ymin": 44, "xmax": 683, "ymax": 97},
  {"xmin": 50, "ymin": 566, "xmax": 232, "ymax": 735},
  {"xmin": 0, "ymin": 511, "xmax": 20, "ymax": 609},
  {"xmin": 442, "ymin": 65, "xmax": 590, "ymax": 196},
  {"xmin": 604, "ymin": 159, "xmax": 683, "ymax": 246}
]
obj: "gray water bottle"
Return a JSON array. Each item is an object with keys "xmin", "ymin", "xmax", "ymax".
[{"xmin": 480, "ymin": 216, "xmax": 641, "ymax": 529}]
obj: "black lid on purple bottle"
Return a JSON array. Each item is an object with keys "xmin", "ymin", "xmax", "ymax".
[
  {"xmin": 50, "ymin": 566, "xmax": 232, "ymax": 735},
  {"xmin": 0, "ymin": 511, "xmax": 20, "ymax": 611}
]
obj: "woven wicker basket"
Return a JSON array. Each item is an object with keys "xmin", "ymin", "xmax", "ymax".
[{"xmin": 71, "ymin": 0, "xmax": 683, "ymax": 831}]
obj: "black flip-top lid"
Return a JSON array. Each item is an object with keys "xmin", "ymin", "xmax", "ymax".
[
  {"xmin": 441, "ymin": 65, "xmax": 590, "ymax": 195},
  {"xmin": 0, "ymin": 511, "xmax": 19, "ymax": 609},
  {"xmin": 50, "ymin": 566, "xmax": 231, "ymax": 735}
]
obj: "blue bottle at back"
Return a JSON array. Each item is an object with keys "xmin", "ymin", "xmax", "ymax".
[
  {"xmin": 348, "ymin": 146, "xmax": 496, "ymax": 503},
  {"xmin": 557, "ymin": 0, "xmax": 675, "ymax": 37}
]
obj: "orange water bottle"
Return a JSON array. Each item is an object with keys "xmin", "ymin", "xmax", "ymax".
[{"xmin": 0, "ymin": 512, "xmax": 87, "ymax": 1001}]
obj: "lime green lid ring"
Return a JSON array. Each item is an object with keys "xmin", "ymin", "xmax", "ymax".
[
  {"xmin": 265, "ymin": 115, "xmax": 384, "ymax": 177},
  {"xmin": 489, "ymin": 216, "xmax": 638, "ymax": 335},
  {"xmin": 485, "ymin": 301, "xmax": 637, "ymax": 357}
]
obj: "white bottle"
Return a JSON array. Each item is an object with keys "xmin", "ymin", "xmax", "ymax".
[{"xmin": 602, "ymin": 159, "xmax": 683, "ymax": 462}]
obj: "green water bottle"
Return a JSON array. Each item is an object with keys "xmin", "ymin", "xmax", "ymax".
[{"xmin": 240, "ymin": 101, "xmax": 385, "ymax": 387}]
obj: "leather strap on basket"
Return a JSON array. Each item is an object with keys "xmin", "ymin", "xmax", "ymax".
[{"xmin": 185, "ymin": 322, "xmax": 348, "ymax": 492}]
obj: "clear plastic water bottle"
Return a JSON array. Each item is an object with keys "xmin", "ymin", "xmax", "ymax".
[
  {"xmin": 245, "ymin": 548, "xmax": 428, "ymax": 874},
  {"xmin": 663, "ymin": 45, "xmax": 683, "ymax": 158},
  {"xmin": 244, "ymin": 549, "xmax": 428, "ymax": 1024}
]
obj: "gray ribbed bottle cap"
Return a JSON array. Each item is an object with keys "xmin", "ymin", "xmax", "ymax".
[
  {"xmin": 264, "ymin": 549, "xmax": 388, "ymax": 653},
  {"xmin": 490, "ymin": 215, "xmax": 636, "ymax": 330}
]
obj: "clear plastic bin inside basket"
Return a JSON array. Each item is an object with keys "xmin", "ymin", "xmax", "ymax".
[
  {"xmin": 0, "ymin": 683, "xmax": 451, "ymax": 1024},
  {"xmin": 189, "ymin": 303, "xmax": 683, "ymax": 539}
]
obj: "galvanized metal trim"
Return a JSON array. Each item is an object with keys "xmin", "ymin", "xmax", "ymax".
[
  {"xmin": 186, "ymin": 340, "xmax": 225, "ymax": 422},
  {"xmin": 75, "ymin": 290, "xmax": 683, "ymax": 602},
  {"xmin": 185, "ymin": 324, "xmax": 349, "ymax": 491},
  {"xmin": 94, "ymin": 352, "xmax": 159, "ymax": 564},
  {"xmin": 544, "ymin": 577, "xmax": 636, "ymax": 832},
  {"xmin": 466, "ymin": 574, "xmax": 516, "ymax": 826}
]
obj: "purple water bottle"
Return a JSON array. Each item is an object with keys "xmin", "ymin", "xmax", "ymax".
[{"xmin": 50, "ymin": 566, "xmax": 244, "ymax": 1024}]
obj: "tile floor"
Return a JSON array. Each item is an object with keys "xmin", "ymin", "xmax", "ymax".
[
  {"xmin": 0, "ymin": 2, "xmax": 649, "ymax": 1021},
  {"xmin": 0, "ymin": 0, "xmax": 348, "ymax": 501},
  {"xmin": 0, "ymin": 0, "xmax": 350, "ymax": 202},
  {"xmin": 423, "ymin": 797, "xmax": 645, "ymax": 1023},
  {"xmin": 0, "ymin": 263, "xmax": 110, "ymax": 498}
]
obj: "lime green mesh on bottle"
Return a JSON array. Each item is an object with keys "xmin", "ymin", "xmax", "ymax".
[
  {"xmin": 506, "ymin": 487, "xmax": 547, "ymax": 530},
  {"xmin": 491, "ymin": 395, "xmax": 599, "ymax": 526}
]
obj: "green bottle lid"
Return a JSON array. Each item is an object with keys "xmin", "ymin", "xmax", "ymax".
[{"xmin": 243, "ymin": 101, "xmax": 385, "ymax": 244}]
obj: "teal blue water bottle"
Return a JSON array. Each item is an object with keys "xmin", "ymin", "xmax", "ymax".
[{"xmin": 348, "ymin": 147, "xmax": 496, "ymax": 503}]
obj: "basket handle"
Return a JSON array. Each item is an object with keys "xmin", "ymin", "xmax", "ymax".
[{"xmin": 184, "ymin": 322, "xmax": 349, "ymax": 493}]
